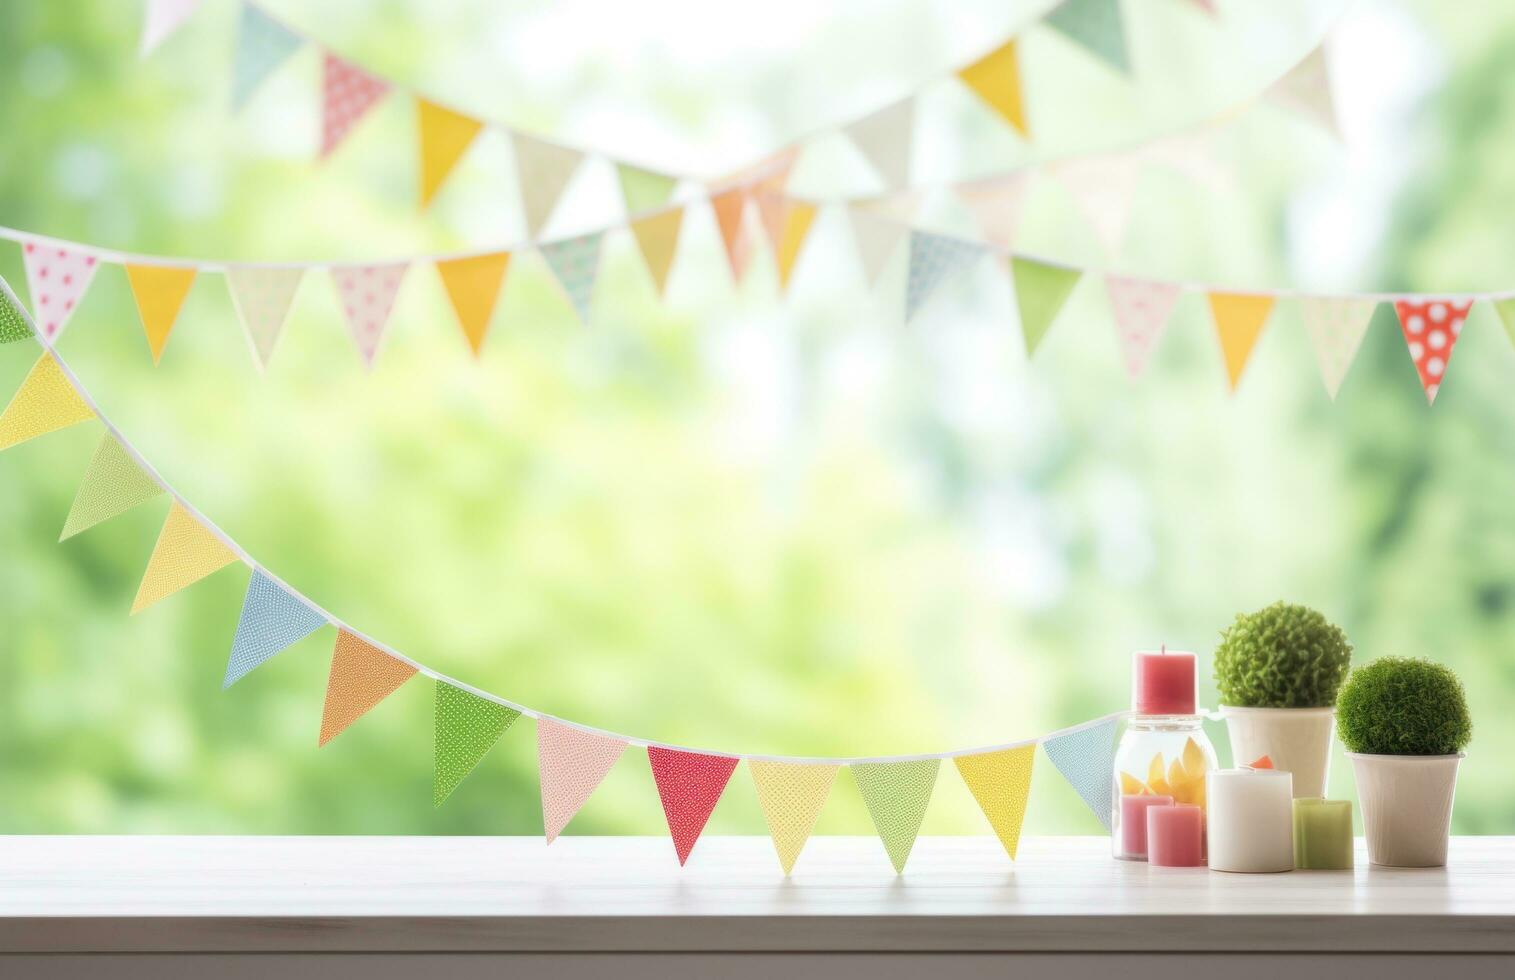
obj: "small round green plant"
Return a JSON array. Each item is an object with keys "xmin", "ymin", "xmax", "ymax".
[
  {"xmin": 1213, "ymin": 602, "xmax": 1352, "ymax": 708},
  {"xmin": 1336, "ymin": 657, "xmax": 1472, "ymax": 756}
]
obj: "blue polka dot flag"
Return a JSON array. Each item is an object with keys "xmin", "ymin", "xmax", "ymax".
[
  {"xmin": 906, "ymin": 231, "xmax": 986, "ymax": 320},
  {"xmin": 541, "ymin": 231, "xmax": 605, "ymax": 323},
  {"xmin": 1041, "ymin": 716, "xmax": 1120, "ymax": 831},
  {"xmin": 224, "ymin": 570, "xmax": 328, "ymax": 688}
]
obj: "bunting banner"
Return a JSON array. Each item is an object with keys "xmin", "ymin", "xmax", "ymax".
[
  {"xmin": 125, "ymin": 265, "xmax": 196, "ymax": 364},
  {"xmin": 1393, "ymin": 299, "xmax": 1471, "ymax": 404},
  {"xmin": 331, "ymin": 264, "xmax": 408, "ymax": 367},
  {"xmin": 1045, "ymin": 0, "xmax": 1131, "ymax": 74},
  {"xmin": 1207, "ymin": 292, "xmax": 1275, "ymax": 391},
  {"xmin": 1010, "ymin": 256, "xmax": 1081, "ymax": 355},
  {"xmin": 954, "ymin": 744, "xmax": 1036, "ymax": 860},
  {"xmin": 435, "ymin": 680, "xmax": 521, "ymax": 805},
  {"xmin": 230, "ymin": 3, "xmax": 301, "ymax": 110},
  {"xmin": 540, "ymin": 232, "xmax": 604, "ymax": 323},
  {"xmin": 906, "ymin": 231, "xmax": 986, "ymax": 320},
  {"xmin": 0, "ymin": 352, "xmax": 93, "ymax": 451},
  {"xmin": 225, "ymin": 266, "xmax": 304, "ymax": 369},
  {"xmin": 648, "ymin": 747, "xmax": 739, "ymax": 865},
  {"xmin": 847, "ymin": 206, "xmax": 908, "ymax": 286},
  {"xmin": 851, "ymin": 760, "xmax": 940, "ymax": 873},
  {"xmin": 617, "ymin": 165, "xmax": 679, "ymax": 214},
  {"xmin": 60, "ymin": 434, "xmax": 163, "ymax": 541},
  {"xmin": 513, "ymin": 134, "xmax": 584, "ymax": 237},
  {"xmin": 320, "ymin": 630, "xmax": 418, "ymax": 746},
  {"xmin": 749, "ymin": 761, "xmax": 837, "ymax": 875},
  {"xmin": 630, "ymin": 209, "xmax": 685, "ymax": 296},
  {"xmin": 1106, "ymin": 275, "xmax": 1182, "ymax": 378},
  {"xmin": 22, "ymin": 242, "xmax": 98, "ymax": 341},
  {"xmin": 417, "ymin": 99, "xmax": 486, "ymax": 207},
  {"xmin": 225, "ymin": 570, "xmax": 327, "ymax": 688},
  {"xmin": 320, "ymin": 53, "xmax": 390, "ymax": 159},
  {"xmin": 436, "ymin": 253, "xmax": 511, "ymax": 355},
  {"xmin": 1300, "ymin": 297, "xmax": 1377, "ymax": 399},
  {"xmin": 844, "ymin": 99, "xmax": 915, "ymax": 187},
  {"xmin": 1042, "ymin": 716, "xmax": 1119, "ymax": 831},
  {"xmin": 538, "ymin": 719, "xmax": 628, "ymax": 843},
  {"xmin": 131, "ymin": 502, "xmax": 238, "ymax": 614},
  {"xmin": 1265, "ymin": 45, "xmax": 1338, "ymax": 135},
  {"xmin": 957, "ymin": 41, "xmax": 1027, "ymax": 138}
]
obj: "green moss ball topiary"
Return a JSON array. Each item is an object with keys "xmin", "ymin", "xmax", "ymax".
[
  {"xmin": 1336, "ymin": 657, "xmax": 1472, "ymax": 756},
  {"xmin": 1213, "ymin": 601, "xmax": 1352, "ymax": 708}
]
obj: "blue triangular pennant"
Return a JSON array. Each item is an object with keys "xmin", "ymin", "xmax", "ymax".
[
  {"xmin": 231, "ymin": 3, "xmax": 303, "ymax": 110},
  {"xmin": 540, "ymin": 232, "xmax": 604, "ymax": 323},
  {"xmin": 906, "ymin": 231, "xmax": 985, "ymax": 320},
  {"xmin": 1042, "ymin": 717, "xmax": 1119, "ymax": 831},
  {"xmin": 225, "ymin": 570, "xmax": 327, "ymax": 687}
]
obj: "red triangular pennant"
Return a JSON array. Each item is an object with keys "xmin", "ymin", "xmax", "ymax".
[
  {"xmin": 1393, "ymin": 299, "xmax": 1471, "ymax": 404},
  {"xmin": 646, "ymin": 746, "xmax": 737, "ymax": 865}
]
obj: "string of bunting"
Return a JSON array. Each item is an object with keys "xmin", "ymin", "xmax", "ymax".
[
  {"xmin": 137, "ymin": 0, "xmax": 1296, "ymax": 206},
  {"xmin": 0, "ymin": 275, "xmax": 1122, "ymax": 872}
]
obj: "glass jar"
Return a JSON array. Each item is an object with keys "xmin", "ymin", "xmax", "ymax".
[{"xmin": 1111, "ymin": 715, "xmax": 1218, "ymax": 860}]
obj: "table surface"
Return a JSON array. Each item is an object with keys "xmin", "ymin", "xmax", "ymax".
[{"xmin": 1, "ymin": 835, "xmax": 1511, "ymax": 954}]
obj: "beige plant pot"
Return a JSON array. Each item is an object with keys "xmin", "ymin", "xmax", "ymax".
[
  {"xmin": 1348, "ymin": 752, "xmax": 1463, "ymax": 868},
  {"xmin": 1221, "ymin": 706, "xmax": 1335, "ymax": 798}
]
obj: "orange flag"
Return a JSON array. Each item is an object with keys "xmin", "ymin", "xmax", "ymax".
[
  {"xmin": 319, "ymin": 630, "xmax": 418, "ymax": 746},
  {"xmin": 710, "ymin": 189, "xmax": 749, "ymax": 280},
  {"xmin": 1207, "ymin": 292, "xmax": 1274, "ymax": 390},
  {"xmin": 417, "ymin": 98, "xmax": 484, "ymax": 207},
  {"xmin": 126, "ymin": 265, "xmax": 196, "ymax": 363},
  {"xmin": 436, "ymin": 253, "xmax": 511, "ymax": 355},
  {"xmin": 630, "ymin": 208, "xmax": 685, "ymax": 295}
]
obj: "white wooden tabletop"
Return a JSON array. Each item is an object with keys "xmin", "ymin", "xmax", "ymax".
[{"xmin": 1, "ymin": 835, "xmax": 1511, "ymax": 954}]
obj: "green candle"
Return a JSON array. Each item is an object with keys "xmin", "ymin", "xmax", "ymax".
[{"xmin": 1293, "ymin": 798, "xmax": 1353, "ymax": 870}]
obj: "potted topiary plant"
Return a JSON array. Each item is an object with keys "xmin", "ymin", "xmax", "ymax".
[
  {"xmin": 1338, "ymin": 657, "xmax": 1471, "ymax": 868},
  {"xmin": 1213, "ymin": 602, "xmax": 1352, "ymax": 798}
]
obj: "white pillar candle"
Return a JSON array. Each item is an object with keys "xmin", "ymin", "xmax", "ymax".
[{"xmin": 1206, "ymin": 767, "xmax": 1294, "ymax": 873}]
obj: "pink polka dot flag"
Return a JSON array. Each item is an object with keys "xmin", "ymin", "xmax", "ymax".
[
  {"xmin": 321, "ymin": 53, "xmax": 390, "ymax": 159},
  {"xmin": 331, "ymin": 264, "xmax": 407, "ymax": 368},
  {"xmin": 22, "ymin": 241, "xmax": 98, "ymax": 340}
]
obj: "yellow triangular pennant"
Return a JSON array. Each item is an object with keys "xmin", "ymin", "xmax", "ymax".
[
  {"xmin": 1207, "ymin": 292, "xmax": 1275, "ymax": 390},
  {"xmin": 417, "ymin": 98, "xmax": 484, "ymax": 207},
  {"xmin": 957, "ymin": 40, "xmax": 1027, "ymax": 137},
  {"xmin": 776, "ymin": 203, "xmax": 817, "ymax": 289},
  {"xmin": 631, "ymin": 208, "xmax": 685, "ymax": 295},
  {"xmin": 954, "ymin": 744, "xmax": 1036, "ymax": 860},
  {"xmin": 131, "ymin": 502, "xmax": 238, "ymax": 613},
  {"xmin": 436, "ymin": 253, "xmax": 510, "ymax": 355},
  {"xmin": 749, "ymin": 761, "xmax": 837, "ymax": 875},
  {"xmin": 126, "ymin": 265, "xmax": 196, "ymax": 364},
  {"xmin": 0, "ymin": 355, "xmax": 94, "ymax": 452}
]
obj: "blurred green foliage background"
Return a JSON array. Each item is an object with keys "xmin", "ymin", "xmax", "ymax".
[{"xmin": 1, "ymin": 0, "xmax": 1512, "ymax": 839}]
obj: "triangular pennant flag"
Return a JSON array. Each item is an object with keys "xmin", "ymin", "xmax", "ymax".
[
  {"xmin": 131, "ymin": 502, "xmax": 238, "ymax": 614},
  {"xmin": 225, "ymin": 569, "xmax": 328, "ymax": 687},
  {"xmin": 1266, "ymin": 47, "xmax": 1338, "ymax": 135},
  {"xmin": 954, "ymin": 744, "xmax": 1036, "ymax": 860},
  {"xmin": 1300, "ymin": 297, "xmax": 1377, "ymax": 399},
  {"xmin": 754, "ymin": 193, "xmax": 789, "ymax": 256},
  {"xmin": 331, "ymin": 264, "xmax": 407, "ymax": 367},
  {"xmin": 906, "ymin": 232, "xmax": 986, "ymax": 320},
  {"xmin": 537, "ymin": 718, "xmax": 628, "ymax": 842},
  {"xmin": 435, "ymin": 681, "xmax": 521, "ymax": 805},
  {"xmin": 844, "ymin": 98, "xmax": 915, "ymax": 187},
  {"xmin": 225, "ymin": 266, "xmax": 303, "ymax": 369},
  {"xmin": 513, "ymin": 134, "xmax": 584, "ymax": 237},
  {"xmin": 1045, "ymin": 0, "xmax": 1131, "ymax": 73},
  {"xmin": 710, "ymin": 189, "xmax": 750, "ymax": 280},
  {"xmin": 1106, "ymin": 276, "xmax": 1181, "ymax": 377},
  {"xmin": 1394, "ymin": 299, "xmax": 1472, "ymax": 404},
  {"xmin": 774, "ymin": 202, "xmax": 817, "ymax": 290},
  {"xmin": 540, "ymin": 232, "xmax": 604, "ymax": 323},
  {"xmin": 436, "ymin": 253, "xmax": 510, "ymax": 355},
  {"xmin": 1492, "ymin": 298, "xmax": 1515, "ymax": 349},
  {"xmin": 630, "ymin": 208, "xmax": 685, "ymax": 295},
  {"xmin": 617, "ymin": 164, "xmax": 678, "ymax": 214},
  {"xmin": 847, "ymin": 206, "xmax": 907, "ymax": 286},
  {"xmin": 60, "ymin": 434, "xmax": 163, "ymax": 540},
  {"xmin": 1042, "ymin": 717, "xmax": 1118, "ymax": 830},
  {"xmin": 1054, "ymin": 157, "xmax": 1140, "ymax": 253},
  {"xmin": 417, "ymin": 98, "xmax": 484, "ymax": 207},
  {"xmin": 231, "ymin": 3, "xmax": 302, "ymax": 110},
  {"xmin": 125, "ymin": 265, "xmax": 196, "ymax": 364},
  {"xmin": 957, "ymin": 176, "xmax": 1029, "ymax": 249},
  {"xmin": 1207, "ymin": 292, "xmax": 1274, "ymax": 390},
  {"xmin": 957, "ymin": 40, "xmax": 1028, "ymax": 137},
  {"xmin": 646, "ymin": 746, "xmax": 739, "ymax": 865},
  {"xmin": 0, "ymin": 355, "xmax": 94, "ymax": 452},
  {"xmin": 851, "ymin": 760, "xmax": 939, "ymax": 873},
  {"xmin": 1011, "ymin": 257, "xmax": 1081, "ymax": 355},
  {"xmin": 22, "ymin": 241, "xmax": 99, "ymax": 340},
  {"xmin": 0, "ymin": 289, "xmax": 31, "ymax": 344},
  {"xmin": 140, "ymin": 0, "xmax": 200, "ymax": 55},
  {"xmin": 749, "ymin": 761, "xmax": 837, "ymax": 875},
  {"xmin": 321, "ymin": 53, "xmax": 390, "ymax": 159},
  {"xmin": 319, "ymin": 630, "xmax": 417, "ymax": 746}
]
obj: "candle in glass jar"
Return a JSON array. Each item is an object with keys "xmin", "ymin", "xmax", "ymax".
[
  {"xmin": 1206, "ymin": 767, "xmax": 1294, "ymax": 873},
  {"xmin": 1132, "ymin": 649, "xmax": 1196, "ymax": 716},
  {"xmin": 1118, "ymin": 793, "xmax": 1173, "ymax": 859},
  {"xmin": 1293, "ymin": 798, "xmax": 1353, "ymax": 870},
  {"xmin": 1147, "ymin": 803, "xmax": 1204, "ymax": 867}
]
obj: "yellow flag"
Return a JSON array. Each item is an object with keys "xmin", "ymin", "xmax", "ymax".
[
  {"xmin": 126, "ymin": 265, "xmax": 196, "ymax": 364},
  {"xmin": 954, "ymin": 744, "xmax": 1036, "ymax": 860},
  {"xmin": 1207, "ymin": 292, "xmax": 1275, "ymax": 390},
  {"xmin": 776, "ymin": 203, "xmax": 817, "ymax": 289},
  {"xmin": 749, "ymin": 761, "xmax": 837, "ymax": 875},
  {"xmin": 957, "ymin": 40, "xmax": 1027, "ymax": 137},
  {"xmin": 132, "ymin": 502, "xmax": 238, "ymax": 614},
  {"xmin": 630, "ymin": 208, "xmax": 684, "ymax": 295},
  {"xmin": 0, "ymin": 355, "xmax": 93, "ymax": 451},
  {"xmin": 417, "ymin": 98, "xmax": 483, "ymax": 207},
  {"xmin": 436, "ymin": 253, "xmax": 510, "ymax": 355}
]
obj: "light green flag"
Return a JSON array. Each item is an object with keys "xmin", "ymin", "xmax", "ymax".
[
  {"xmin": 1044, "ymin": 0, "xmax": 1130, "ymax": 74},
  {"xmin": 1012, "ymin": 257, "xmax": 1081, "ymax": 355},
  {"xmin": 1490, "ymin": 299, "xmax": 1515, "ymax": 349},
  {"xmin": 434, "ymin": 681, "xmax": 521, "ymax": 805},
  {"xmin": 617, "ymin": 164, "xmax": 678, "ymax": 215},
  {"xmin": 851, "ymin": 759, "xmax": 940, "ymax": 873},
  {"xmin": 60, "ymin": 434, "xmax": 164, "ymax": 540},
  {"xmin": 0, "ymin": 291, "xmax": 32, "ymax": 344}
]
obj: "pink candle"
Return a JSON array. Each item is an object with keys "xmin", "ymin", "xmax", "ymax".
[
  {"xmin": 1148, "ymin": 803, "xmax": 1205, "ymax": 867},
  {"xmin": 1119, "ymin": 794, "xmax": 1173, "ymax": 858},
  {"xmin": 1132, "ymin": 648, "xmax": 1196, "ymax": 715}
]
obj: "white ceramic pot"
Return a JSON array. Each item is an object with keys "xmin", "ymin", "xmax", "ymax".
[
  {"xmin": 1348, "ymin": 753, "xmax": 1463, "ymax": 868},
  {"xmin": 1220, "ymin": 706, "xmax": 1335, "ymax": 798}
]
